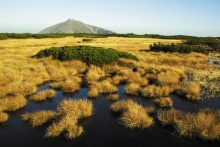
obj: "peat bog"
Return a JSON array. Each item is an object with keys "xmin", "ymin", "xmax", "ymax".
[{"xmin": 0, "ymin": 84, "xmax": 220, "ymax": 147}]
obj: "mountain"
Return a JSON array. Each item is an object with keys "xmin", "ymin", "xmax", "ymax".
[{"xmin": 39, "ymin": 19, "xmax": 114, "ymax": 34}]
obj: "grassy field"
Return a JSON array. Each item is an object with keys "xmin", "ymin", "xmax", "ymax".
[{"xmin": 1, "ymin": 36, "xmax": 220, "ymax": 141}]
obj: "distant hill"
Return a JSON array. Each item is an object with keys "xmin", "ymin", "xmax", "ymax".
[{"xmin": 39, "ymin": 19, "xmax": 114, "ymax": 34}]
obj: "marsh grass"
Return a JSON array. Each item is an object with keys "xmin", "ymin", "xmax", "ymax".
[
  {"xmin": 46, "ymin": 99, "xmax": 93, "ymax": 139},
  {"xmin": 158, "ymin": 108, "xmax": 220, "ymax": 141},
  {"xmin": 61, "ymin": 81, "xmax": 80, "ymax": 93},
  {"xmin": 0, "ymin": 95, "xmax": 27, "ymax": 111},
  {"xmin": 177, "ymin": 81, "xmax": 201, "ymax": 100},
  {"xmin": 140, "ymin": 85, "xmax": 173, "ymax": 98},
  {"xmin": 154, "ymin": 97, "xmax": 173, "ymax": 108},
  {"xmin": 111, "ymin": 100, "xmax": 154, "ymax": 129},
  {"xmin": 107, "ymin": 94, "xmax": 119, "ymax": 101},
  {"xmin": 0, "ymin": 111, "xmax": 8, "ymax": 123},
  {"xmin": 29, "ymin": 89, "xmax": 56, "ymax": 101},
  {"xmin": 57, "ymin": 99, "xmax": 93, "ymax": 118},
  {"xmin": 22, "ymin": 110, "xmax": 56, "ymax": 127},
  {"xmin": 125, "ymin": 83, "xmax": 140, "ymax": 96}
]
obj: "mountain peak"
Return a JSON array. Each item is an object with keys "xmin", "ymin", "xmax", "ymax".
[{"xmin": 39, "ymin": 19, "xmax": 114, "ymax": 34}]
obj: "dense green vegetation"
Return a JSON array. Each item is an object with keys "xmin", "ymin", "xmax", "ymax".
[
  {"xmin": 150, "ymin": 43, "xmax": 208, "ymax": 54},
  {"xmin": 35, "ymin": 46, "xmax": 138, "ymax": 66}
]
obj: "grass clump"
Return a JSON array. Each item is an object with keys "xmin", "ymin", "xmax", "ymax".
[
  {"xmin": 46, "ymin": 99, "xmax": 93, "ymax": 139},
  {"xmin": 157, "ymin": 108, "xmax": 220, "ymax": 141},
  {"xmin": 0, "ymin": 95, "xmax": 27, "ymax": 111},
  {"xmin": 140, "ymin": 85, "xmax": 173, "ymax": 98},
  {"xmin": 35, "ymin": 46, "xmax": 138, "ymax": 66},
  {"xmin": 154, "ymin": 97, "xmax": 173, "ymax": 108},
  {"xmin": 0, "ymin": 112, "xmax": 9, "ymax": 123},
  {"xmin": 57, "ymin": 99, "xmax": 93, "ymax": 118},
  {"xmin": 107, "ymin": 94, "xmax": 119, "ymax": 101},
  {"xmin": 22, "ymin": 110, "xmax": 56, "ymax": 127},
  {"xmin": 29, "ymin": 89, "xmax": 56, "ymax": 101},
  {"xmin": 125, "ymin": 83, "xmax": 140, "ymax": 96},
  {"xmin": 111, "ymin": 100, "xmax": 154, "ymax": 129},
  {"xmin": 177, "ymin": 81, "xmax": 201, "ymax": 100}
]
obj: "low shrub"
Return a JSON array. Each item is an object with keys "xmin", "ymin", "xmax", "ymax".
[
  {"xmin": 35, "ymin": 46, "xmax": 138, "ymax": 66},
  {"xmin": 150, "ymin": 43, "xmax": 208, "ymax": 54}
]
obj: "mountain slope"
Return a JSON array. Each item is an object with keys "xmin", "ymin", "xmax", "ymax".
[{"xmin": 39, "ymin": 19, "xmax": 114, "ymax": 34}]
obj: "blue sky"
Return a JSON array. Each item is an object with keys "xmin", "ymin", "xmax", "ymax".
[{"xmin": 0, "ymin": 0, "xmax": 219, "ymax": 36}]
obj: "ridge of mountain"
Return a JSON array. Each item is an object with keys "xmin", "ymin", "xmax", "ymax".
[{"xmin": 39, "ymin": 19, "xmax": 114, "ymax": 34}]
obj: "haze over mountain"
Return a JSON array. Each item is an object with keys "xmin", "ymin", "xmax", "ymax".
[{"xmin": 39, "ymin": 19, "xmax": 114, "ymax": 34}]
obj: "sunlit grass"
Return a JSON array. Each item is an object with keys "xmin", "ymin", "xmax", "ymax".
[
  {"xmin": 154, "ymin": 97, "xmax": 173, "ymax": 108},
  {"xmin": 0, "ymin": 111, "xmax": 8, "ymax": 123},
  {"xmin": 29, "ymin": 89, "xmax": 56, "ymax": 101},
  {"xmin": 111, "ymin": 100, "xmax": 154, "ymax": 129},
  {"xmin": 22, "ymin": 110, "xmax": 56, "ymax": 127}
]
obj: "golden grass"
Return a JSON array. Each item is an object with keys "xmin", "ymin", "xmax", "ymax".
[
  {"xmin": 88, "ymin": 80, "xmax": 118, "ymax": 98},
  {"xmin": 46, "ymin": 99, "xmax": 93, "ymax": 139},
  {"xmin": 0, "ymin": 111, "xmax": 8, "ymax": 123},
  {"xmin": 157, "ymin": 109, "xmax": 183, "ymax": 126},
  {"xmin": 0, "ymin": 95, "xmax": 27, "ymax": 111},
  {"xmin": 140, "ymin": 85, "xmax": 173, "ymax": 98},
  {"xmin": 158, "ymin": 108, "xmax": 220, "ymax": 141},
  {"xmin": 177, "ymin": 81, "xmax": 201, "ymax": 100},
  {"xmin": 61, "ymin": 81, "xmax": 80, "ymax": 93},
  {"xmin": 107, "ymin": 94, "xmax": 119, "ymax": 101},
  {"xmin": 22, "ymin": 110, "xmax": 56, "ymax": 127},
  {"xmin": 111, "ymin": 100, "xmax": 154, "ymax": 129},
  {"xmin": 29, "ymin": 89, "xmax": 56, "ymax": 101},
  {"xmin": 154, "ymin": 97, "xmax": 173, "ymax": 108},
  {"xmin": 125, "ymin": 83, "xmax": 140, "ymax": 95},
  {"xmin": 85, "ymin": 65, "xmax": 105, "ymax": 83},
  {"xmin": 57, "ymin": 99, "xmax": 93, "ymax": 118},
  {"xmin": 127, "ymin": 72, "xmax": 148, "ymax": 86}
]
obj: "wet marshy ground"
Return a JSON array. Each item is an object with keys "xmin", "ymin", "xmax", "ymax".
[{"xmin": 0, "ymin": 84, "xmax": 220, "ymax": 147}]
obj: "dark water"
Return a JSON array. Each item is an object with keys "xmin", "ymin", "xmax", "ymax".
[{"xmin": 0, "ymin": 84, "xmax": 220, "ymax": 147}]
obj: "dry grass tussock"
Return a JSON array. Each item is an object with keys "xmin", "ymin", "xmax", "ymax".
[
  {"xmin": 22, "ymin": 110, "xmax": 56, "ymax": 127},
  {"xmin": 0, "ymin": 95, "xmax": 26, "ymax": 111},
  {"xmin": 158, "ymin": 108, "xmax": 220, "ymax": 141},
  {"xmin": 85, "ymin": 65, "xmax": 105, "ymax": 83},
  {"xmin": 88, "ymin": 80, "xmax": 118, "ymax": 98},
  {"xmin": 107, "ymin": 94, "xmax": 119, "ymax": 101},
  {"xmin": 186, "ymin": 68, "xmax": 220, "ymax": 98},
  {"xmin": 177, "ymin": 81, "xmax": 201, "ymax": 100},
  {"xmin": 140, "ymin": 85, "xmax": 173, "ymax": 98},
  {"xmin": 111, "ymin": 99, "xmax": 154, "ymax": 129},
  {"xmin": 125, "ymin": 83, "xmax": 141, "ymax": 96},
  {"xmin": 29, "ymin": 89, "xmax": 56, "ymax": 101},
  {"xmin": 154, "ymin": 97, "xmax": 173, "ymax": 108},
  {"xmin": 0, "ymin": 111, "xmax": 9, "ymax": 123},
  {"xmin": 46, "ymin": 99, "xmax": 93, "ymax": 139},
  {"xmin": 127, "ymin": 72, "xmax": 148, "ymax": 86}
]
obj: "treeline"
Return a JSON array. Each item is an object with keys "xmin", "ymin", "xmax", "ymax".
[
  {"xmin": 1, "ymin": 32, "xmax": 219, "ymax": 40},
  {"xmin": 150, "ymin": 43, "xmax": 208, "ymax": 54},
  {"xmin": 35, "ymin": 45, "xmax": 138, "ymax": 66}
]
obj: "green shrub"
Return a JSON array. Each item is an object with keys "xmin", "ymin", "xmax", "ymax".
[
  {"xmin": 35, "ymin": 46, "xmax": 138, "ymax": 66},
  {"xmin": 150, "ymin": 43, "xmax": 208, "ymax": 54},
  {"xmin": 82, "ymin": 38, "xmax": 93, "ymax": 42}
]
